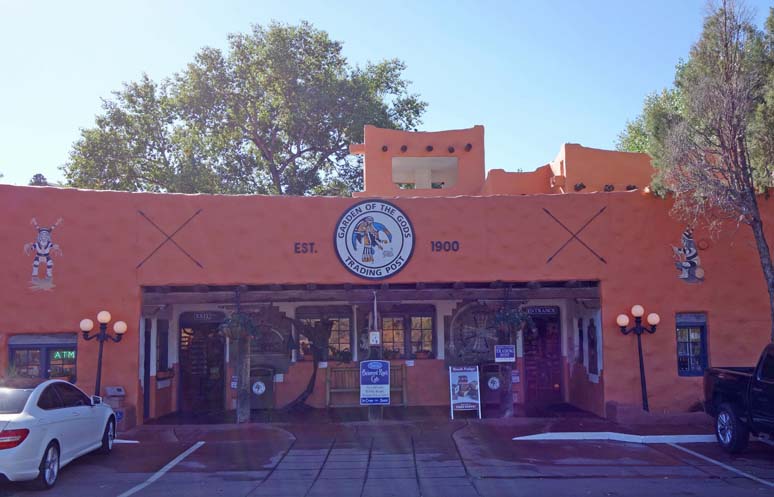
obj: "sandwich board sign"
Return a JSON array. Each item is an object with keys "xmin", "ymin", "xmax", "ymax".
[
  {"xmin": 449, "ymin": 366, "xmax": 481, "ymax": 419},
  {"xmin": 360, "ymin": 360, "xmax": 390, "ymax": 405}
]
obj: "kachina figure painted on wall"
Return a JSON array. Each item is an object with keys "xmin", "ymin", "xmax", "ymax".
[
  {"xmin": 23, "ymin": 218, "xmax": 63, "ymax": 291},
  {"xmin": 672, "ymin": 228, "xmax": 704, "ymax": 283}
]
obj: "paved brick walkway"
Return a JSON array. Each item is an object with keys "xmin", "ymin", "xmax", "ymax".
[{"xmin": 3, "ymin": 416, "xmax": 773, "ymax": 497}]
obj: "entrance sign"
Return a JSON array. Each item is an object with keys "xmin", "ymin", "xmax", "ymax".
[
  {"xmin": 360, "ymin": 360, "xmax": 390, "ymax": 405},
  {"xmin": 495, "ymin": 344, "xmax": 516, "ymax": 363},
  {"xmin": 449, "ymin": 366, "xmax": 482, "ymax": 419},
  {"xmin": 334, "ymin": 200, "xmax": 415, "ymax": 280}
]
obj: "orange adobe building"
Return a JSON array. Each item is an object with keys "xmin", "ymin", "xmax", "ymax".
[{"xmin": 1, "ymin": 124, "xmax": 771, "ymax": 427}]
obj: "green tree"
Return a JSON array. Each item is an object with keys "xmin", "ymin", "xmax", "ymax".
[
  {"xmin": 29, "ymin": 173, "xmax": 49, "ymax": 186},
  {"xmin": 619, "ymin": 1, "xmax": 774, "ymax": 340},
  {"xmin": 63, "ymin": 21, "xmax": 425, "ymax": 196}
]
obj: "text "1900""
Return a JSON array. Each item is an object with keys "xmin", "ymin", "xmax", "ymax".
[{"xmin": 430, "ymin": 241, "xmax": 460, "ymax": 252}]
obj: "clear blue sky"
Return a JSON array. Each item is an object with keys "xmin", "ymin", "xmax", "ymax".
[{"xmin": 1, "ymin": 0, "xmax": 771, "ymax": 186}]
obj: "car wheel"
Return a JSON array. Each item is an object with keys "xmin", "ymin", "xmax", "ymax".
[
  {"xmin": 35, "ymin": 442, "xmax": 60, "ymax": 490},
  {"xmin": 716, "ymin": 403, "xmax": 749, "ymax": 453},
  {"xmin": 98, "ymin": 418, "xmax": 115, "ymax": 455}
]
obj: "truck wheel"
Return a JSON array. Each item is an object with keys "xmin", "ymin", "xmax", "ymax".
[{"xmin": 715, "ymin": 403, "xmax": 749, "ymax": 453}]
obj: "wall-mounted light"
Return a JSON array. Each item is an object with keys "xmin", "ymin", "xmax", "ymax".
[
  {"xmin": 426, "ymin": 145, "xmax": 433, "ymax": 152},
  {"xmin": 464, "ymin": 143, "xmax": 473, "ymax": 152},
  {"xmin": 400, "ymin": 145, "xmax": 407, "ymax": 152},
  {"xmin": 448, "ymin": 146, "xmax": 455, "ymax": 153},
  {"xmin": 381, "ymin": 145, "xmax": 388, "ymax": 152}
]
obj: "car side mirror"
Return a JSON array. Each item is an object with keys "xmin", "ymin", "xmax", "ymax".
[{"xmin": 91, "ymin": 395, "xmax": 103, "ymax": 406}]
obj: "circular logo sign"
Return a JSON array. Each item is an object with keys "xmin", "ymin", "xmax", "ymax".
[
  {"xmin": 252, "ymin": 381, "xmax": 266, "ymax": 396},
  {"xmin": 334, "ymin": 200, "xmax": 414, "ymax": 280},
  {"xmin": 487, "ymin": 377, "xmax": 501, "ymax": 391}
]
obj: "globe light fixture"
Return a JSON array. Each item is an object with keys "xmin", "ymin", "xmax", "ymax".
[
  {"xmin": 113, "ymin": 321, "xmax": 128, "ymax": 335},
  {"xmin": 97, "ymin": 310, "xmax": 112, "ymax": 324},
  {"xmin": 80, "ymin": 310, "xmax": 128, "ymax": 395}
]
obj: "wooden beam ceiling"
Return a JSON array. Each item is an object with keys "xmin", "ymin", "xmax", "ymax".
[{"xmin": 143, "ymin": 286, "xmax": 599, "ymax": 305}]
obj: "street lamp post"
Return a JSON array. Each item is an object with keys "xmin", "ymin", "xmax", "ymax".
[
  {"xmin": 616, "ymin": 305, "xmax": 660, "ymax": 412},
  {"xmin": 79, "ymin": 311, "xmax": 127, "ymax": 396}
]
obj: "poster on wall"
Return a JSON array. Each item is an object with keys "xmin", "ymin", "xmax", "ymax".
[
  {"xmin": 449, "ymin": 366, "xmax": 481, "ymax": 419},
  {"xmin": 494, "ymin": 344, "xmax": 516, "ymax": 363},
  {"xmin": 360, "ymin": 360, "xmax": 390, "ymax": 405}
]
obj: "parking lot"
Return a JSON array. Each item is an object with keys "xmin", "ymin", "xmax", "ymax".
[{"xmin": 1, "ymin": 418, "xmax": 773, "ymax": 497}]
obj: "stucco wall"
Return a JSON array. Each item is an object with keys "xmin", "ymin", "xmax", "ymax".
[{"xmin": 1, "ymin": 184, "xmax": 772, "ymax": 417}]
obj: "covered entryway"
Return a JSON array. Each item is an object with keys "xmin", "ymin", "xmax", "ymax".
[
  {"xmin": 523, "ymin": 306, "xmax": 563, "ymax": 412},
  {"xmin": 141, "ymin": 281, "xmax": 602, "ymax": 421}
]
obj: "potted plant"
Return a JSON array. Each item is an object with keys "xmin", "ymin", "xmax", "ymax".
[
  {"xmin": 333, "ymin": 348, "xmax": 352, "ymax": 363},
  {"xmin": 385, "ymin": 349, "xmax": 401, "ymax": 360},
  {"xmin": 414, "ymin": 350, "xmax": 431, "ymax": 359}
]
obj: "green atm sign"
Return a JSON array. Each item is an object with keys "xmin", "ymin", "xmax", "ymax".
[{"xmin": 52, "ymin": 350, "xmax": 76, "ymax": 360}]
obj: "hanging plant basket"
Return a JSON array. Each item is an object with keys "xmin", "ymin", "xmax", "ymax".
[{"xmin": 219, "ymin": 312, "xmax": 258, "ymax": 340}]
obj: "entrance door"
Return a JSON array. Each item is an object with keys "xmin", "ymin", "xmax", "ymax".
[
  {"xmin": 179, "ymin": 322, "xmax": 225, "ymax": 415},
  {"xmin": 523, "ymin": 307, "xmax": 563, "ymax": 410}
]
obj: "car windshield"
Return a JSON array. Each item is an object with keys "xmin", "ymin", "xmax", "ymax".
[{"xmin": 0, "ymin": 388, "xmax": 33, "ymax": 414}]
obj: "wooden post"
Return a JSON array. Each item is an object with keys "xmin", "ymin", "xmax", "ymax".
[
  {"xmin": 325, "ymin": 367, "xmax": 331, "ymax": 407},
  {"xmin": 236, "ymin": 334, "xmax": 251, "ymax": 423}
]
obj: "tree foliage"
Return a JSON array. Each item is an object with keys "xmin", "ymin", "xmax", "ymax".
[
  {"xmin": 29, "ymin": 173, "xmax": 49, "ymax": 186},
  {"xmin": 63, "ymin": 21, "xmax": 426, "ymax": 196},
  {"xmin": 619, "ymin": 1, "xmax": 774, "ymax": 340}
]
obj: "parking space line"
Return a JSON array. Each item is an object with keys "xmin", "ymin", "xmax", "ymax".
[
  {"xmin": 757, "ymin": 437, "xmax": 774, "ymax": 448},
  {"xmin": 512, "ymin": 432, "xmax": 716, "ymax": 444},
  {"xmin": 666, "ymin": 443, "xmax": 774, "ymax": 489},
  {"xmin": 115, "ymin": 441, "xmax": 205, "ymax": 497}
]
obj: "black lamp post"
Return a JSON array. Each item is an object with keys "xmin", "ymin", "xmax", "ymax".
[
  {"xmin": 79, "ymin": 311, "xmax": 127, "ymax": 396},
  {"xmin": 617, "ymin": 305, "xmax": 660, "ymax": 412}
]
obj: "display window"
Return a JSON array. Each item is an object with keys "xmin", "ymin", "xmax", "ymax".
[
  {"xmin": 8, "ymin": 334, "xmax": 77, "ymax": 382},
  {"xmin": 379, "ymin": 305, "xmax": 435, "ymax": 359},
  {"xmin": 296, "ymin": 306, "xmax": 353, "ymax": 362}
]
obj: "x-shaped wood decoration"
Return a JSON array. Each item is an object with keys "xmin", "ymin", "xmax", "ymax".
[
  {"xmin": 136, "ymin": 209, "xmax": 204, "ymax": 269},
  {"xmin": 544, "ymin": 206, "xmax": 607, "ymax": 264}
]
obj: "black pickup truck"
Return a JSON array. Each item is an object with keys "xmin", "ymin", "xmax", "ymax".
[{"xmin": 704, "ymin": 344, "xmax": 774, "ymax": 452}]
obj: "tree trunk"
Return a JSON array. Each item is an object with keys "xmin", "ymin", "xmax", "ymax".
[
  {"xmin": 749, "ymin": 204, "xmax": 774, "ymax": 342},
  {"xmin": 269, "ymin": 165, "xmax": 283, "ymax": 195},
  {"xmin": 236, "ymin": 335, "xmax": 251, "ymax": 423}
]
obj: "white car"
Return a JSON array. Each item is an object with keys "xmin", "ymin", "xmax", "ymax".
[{"xmin": 0, "ymin": 379, "xmax": 116, "ymax": 489}]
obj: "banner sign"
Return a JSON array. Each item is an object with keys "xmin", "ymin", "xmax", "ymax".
[
  {"xmin": 360, "ymin": 360, "xmax": 390, "ymax": 405},
  {"xmin": 449, "ymin": 366, "xmax": 481, "ymax": 419},
  {"xmin": 494, "ymin": 344, "xmax": 516, "ymax": 363}
]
